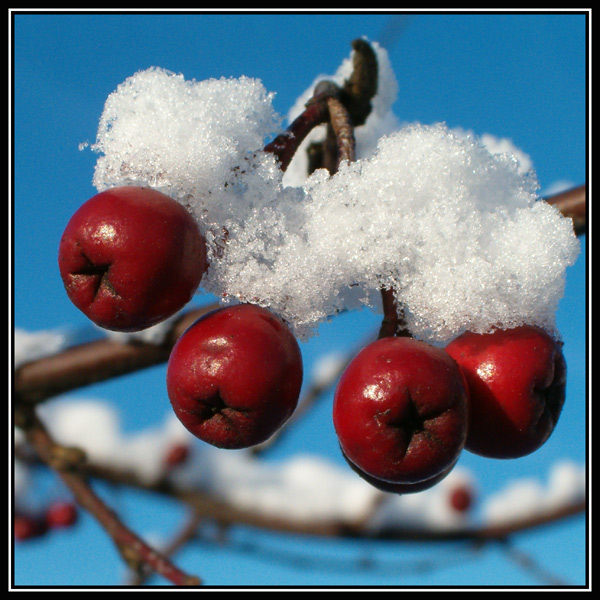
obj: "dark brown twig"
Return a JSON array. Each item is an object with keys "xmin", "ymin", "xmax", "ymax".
[
  {"xmin": 263, "ymin": 99, "xmax": 330, "ymax": 172},
  {"xmin": 80, "ymin": 453, "xmax": 586, "ymax": 544},
  {"xmin": 265, "ymin": 38, "xmax": 378, "ymax": 176},
  {"xmin": 127, "ymin": 509, "xmax": 203, "ymax": 586},
  {"xmin": 14, "ymin": 302, "xmax": 220, "ymax": 406}
]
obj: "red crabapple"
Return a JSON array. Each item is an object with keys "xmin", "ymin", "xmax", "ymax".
[
  {"xmin": 163, "ymin": 442, "xmax": 191, "ymax": 468},
  {"xmin": 333, "ymin": 336, "xmax": 469, "ymax": 485},
  {"xmin": 445, "ymin": 325, "xmax": 567, "ymax": 459},
  {"xmin": 58, "ymin": 186, "xmax": 207, "ymax": 332},
  {"xmin": 167, "ymin": 304, "xmax": 303, "ymax": 449},
  {"xmin": 14, "ymin": 514, "xmax": 47, "ymax": 541},
  {"xmin": 45, "ymin": 501, "xmax": 78, "ymax": 529},
  {"xmin": 448, "ymin": 484, "xmax": 474, "ymax": 513}
]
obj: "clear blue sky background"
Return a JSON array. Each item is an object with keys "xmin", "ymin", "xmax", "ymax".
[{"xmin": 12, "ymin": 10, "xmax": 588, "ymax": 588}]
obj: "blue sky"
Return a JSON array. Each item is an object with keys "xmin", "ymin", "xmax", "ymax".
[{"xmin": 11, "ymin": 10, "xmax": 588, "ymax": 588}]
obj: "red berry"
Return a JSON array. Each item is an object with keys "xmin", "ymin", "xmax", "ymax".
[
  {"xmin": 333, "ymin": 336, "xmax": 469, "ymax": 485},
  {"xmin": 14, "ymin": 514, "xmax": 46, "ymax": 541},
  {"xmin": 46, "ymin": 501, "xmax": 78, "ymax": 529},
  {"xmin": 58, "ymin": 186, "xmax": 208, "ymax": 332},
  {"xmin": 445, "ymin": 325, "xmax": 567, "ymax": 459},
  {"xmin": 164, "ymin": 442, "xmax": 191, "ymax": 468},
  {"xmin": 167, "ymin": 304, "xmax": 303, "ymax": 449},
  {"xmin": 448, "ymin": 485, "xmax": 474, "ymax": 512}
]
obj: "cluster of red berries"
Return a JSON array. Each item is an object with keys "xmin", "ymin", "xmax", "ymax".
[
  {"xmin": 58, "ymin": 186, "xmax": 304, "ymax": 449},
  {"xmin": 14, "ymin": 501, "xmax": 78, "ymax": 542},
  {"xmin": 333, "ymin": 326, "xmax": 566, "ymax": 494},
  {"xmin": 58, "ymin": 186, "xmax": 567, "ymax": 496}
]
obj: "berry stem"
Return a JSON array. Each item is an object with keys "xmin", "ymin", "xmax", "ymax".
[
  {"xmin": 264, "ymin": 38, "xmax": 378, "ymax": 175},
  {"xmin": 325, "ymin": 95, "xmax": 356, "ymax": 171},
  {"xmin": 378, "ymin": 288, "xmax": 411, "ymax": 339},
  {"xmin": 264, "ymin": 99, "xmax": 330, "ymax": 172}
]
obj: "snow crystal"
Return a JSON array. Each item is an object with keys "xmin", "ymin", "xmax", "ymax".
[{"xmin": 87, "ymin": 40, "xmax": 579, "ymax": 344}]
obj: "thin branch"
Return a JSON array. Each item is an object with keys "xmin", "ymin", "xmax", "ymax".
[
  {"xmin": 326, "ymin": 95, "xmax": 356, "ymax": 169},
  {"xmin": 17, "ymin": 405, "xmax": 201, "ymax": 587},
  {"xmin": 127, "ymin": 509, "xmax": 203, "ymax": 586},
  {"xmin": 14, "ymin": 302, "xmax": 220, "ymax": 406},
  {"xmin": 80, "ymin": 454, "xmax": 586, "ymax": 545},
  {"xmin": 263, "ymin": 98, "xmax": 330, "ymax": 172},
  {"xmin": 498, "ymin": 538, "xmax": 570, "ymax": 586},
  {"xmin": 544, "ymin": 184, "xmax": 587, "ymax": 236},
  {"xmin": 341, "ymin": 37, "xmax": 379, "ymax": 127},
  {"xmin": 378, "ymin": 288, "xmax": 411, "ymax": 339},
  {"xmin": 265, "ymin": 38, "xmax": 377, "ymax": 176}
]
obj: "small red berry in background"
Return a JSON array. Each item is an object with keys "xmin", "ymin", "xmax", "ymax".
[
  {"xmin": 46, "ymin": 501, "xmax": 79, "ymax": 529},
  {"xmin": 58, "ymin": 186, "xmax": 208, "ymax": 332},
  {"xmin": 14, "ymin": 514, "xmax": 47, "ymax": 541},
  {"xmin": 167, "ymin": 304, "xmax": 303, "ymax": 450},
  {"xmin": 333, "ymin": 336, "xmax": 469, "ymax": 486},
  {"xmin": 164, "ymin": 442, "xmax": 191, "ymax": 468},
  {"xmin": 445, "ymin": 324, "xmax": 567, "ymax": 459},
  {"xmin": 448, "ymin": 484, "xmax": 474, "ymax": 512}
]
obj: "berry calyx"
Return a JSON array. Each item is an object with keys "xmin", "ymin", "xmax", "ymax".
[
  {"xmin": 167, "ymin": 304, "xmax": 303, "ymax": 449},
  {"xmin": 333, "ymin": 336, "xmax": 469, "ymax": 485},
  {"xmin": 58, "ymin": 186, "xmax": 208, "ymax": 332},
  {"xmin": 445, "ymin": 325, "xmax": 567, "ymax": 459}
]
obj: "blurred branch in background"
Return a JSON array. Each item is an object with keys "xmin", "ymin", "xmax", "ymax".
[{"xmin": 544, "ymin": 184, "xmax": 587, "ymax": 237}]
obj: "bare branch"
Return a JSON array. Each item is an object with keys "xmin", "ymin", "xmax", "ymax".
[
  {"xmin": 14, "ymin": 302, "xmax": 220, "ymax": 406},
  {"xmin": 80, "ymin": 453, "xmax": 586, "ymax": 545},
  {"xmin": 17, "ymin": 405, "xmax": 202, "ymax": 586},
  {"xmin": 544, "ymin": 184, "xmax": 587, "ymax": 236}
]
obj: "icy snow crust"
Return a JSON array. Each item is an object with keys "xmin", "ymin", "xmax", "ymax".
[{"xmin": 90, "ymin": 43, "xmax": 579, "ymax": 344}]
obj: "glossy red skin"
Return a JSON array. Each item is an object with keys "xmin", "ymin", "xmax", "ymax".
[
  {"xmin": 341, "ymin": 446, "xmax": 458, "ymax": 494},
  {"xmin": 167, "ymin": 304, "xmax": 303, "ymax": 449},
  {"xmin": 445, "ymin": 325, "xmax": 566, "ymax": 459},
  {"xmin": 333, "ymin": 337, "xmax": 468, "ymax": 485},
  {"xmin": 58, "ymin": 186, "xmax": 207, "ymax": 332}
]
